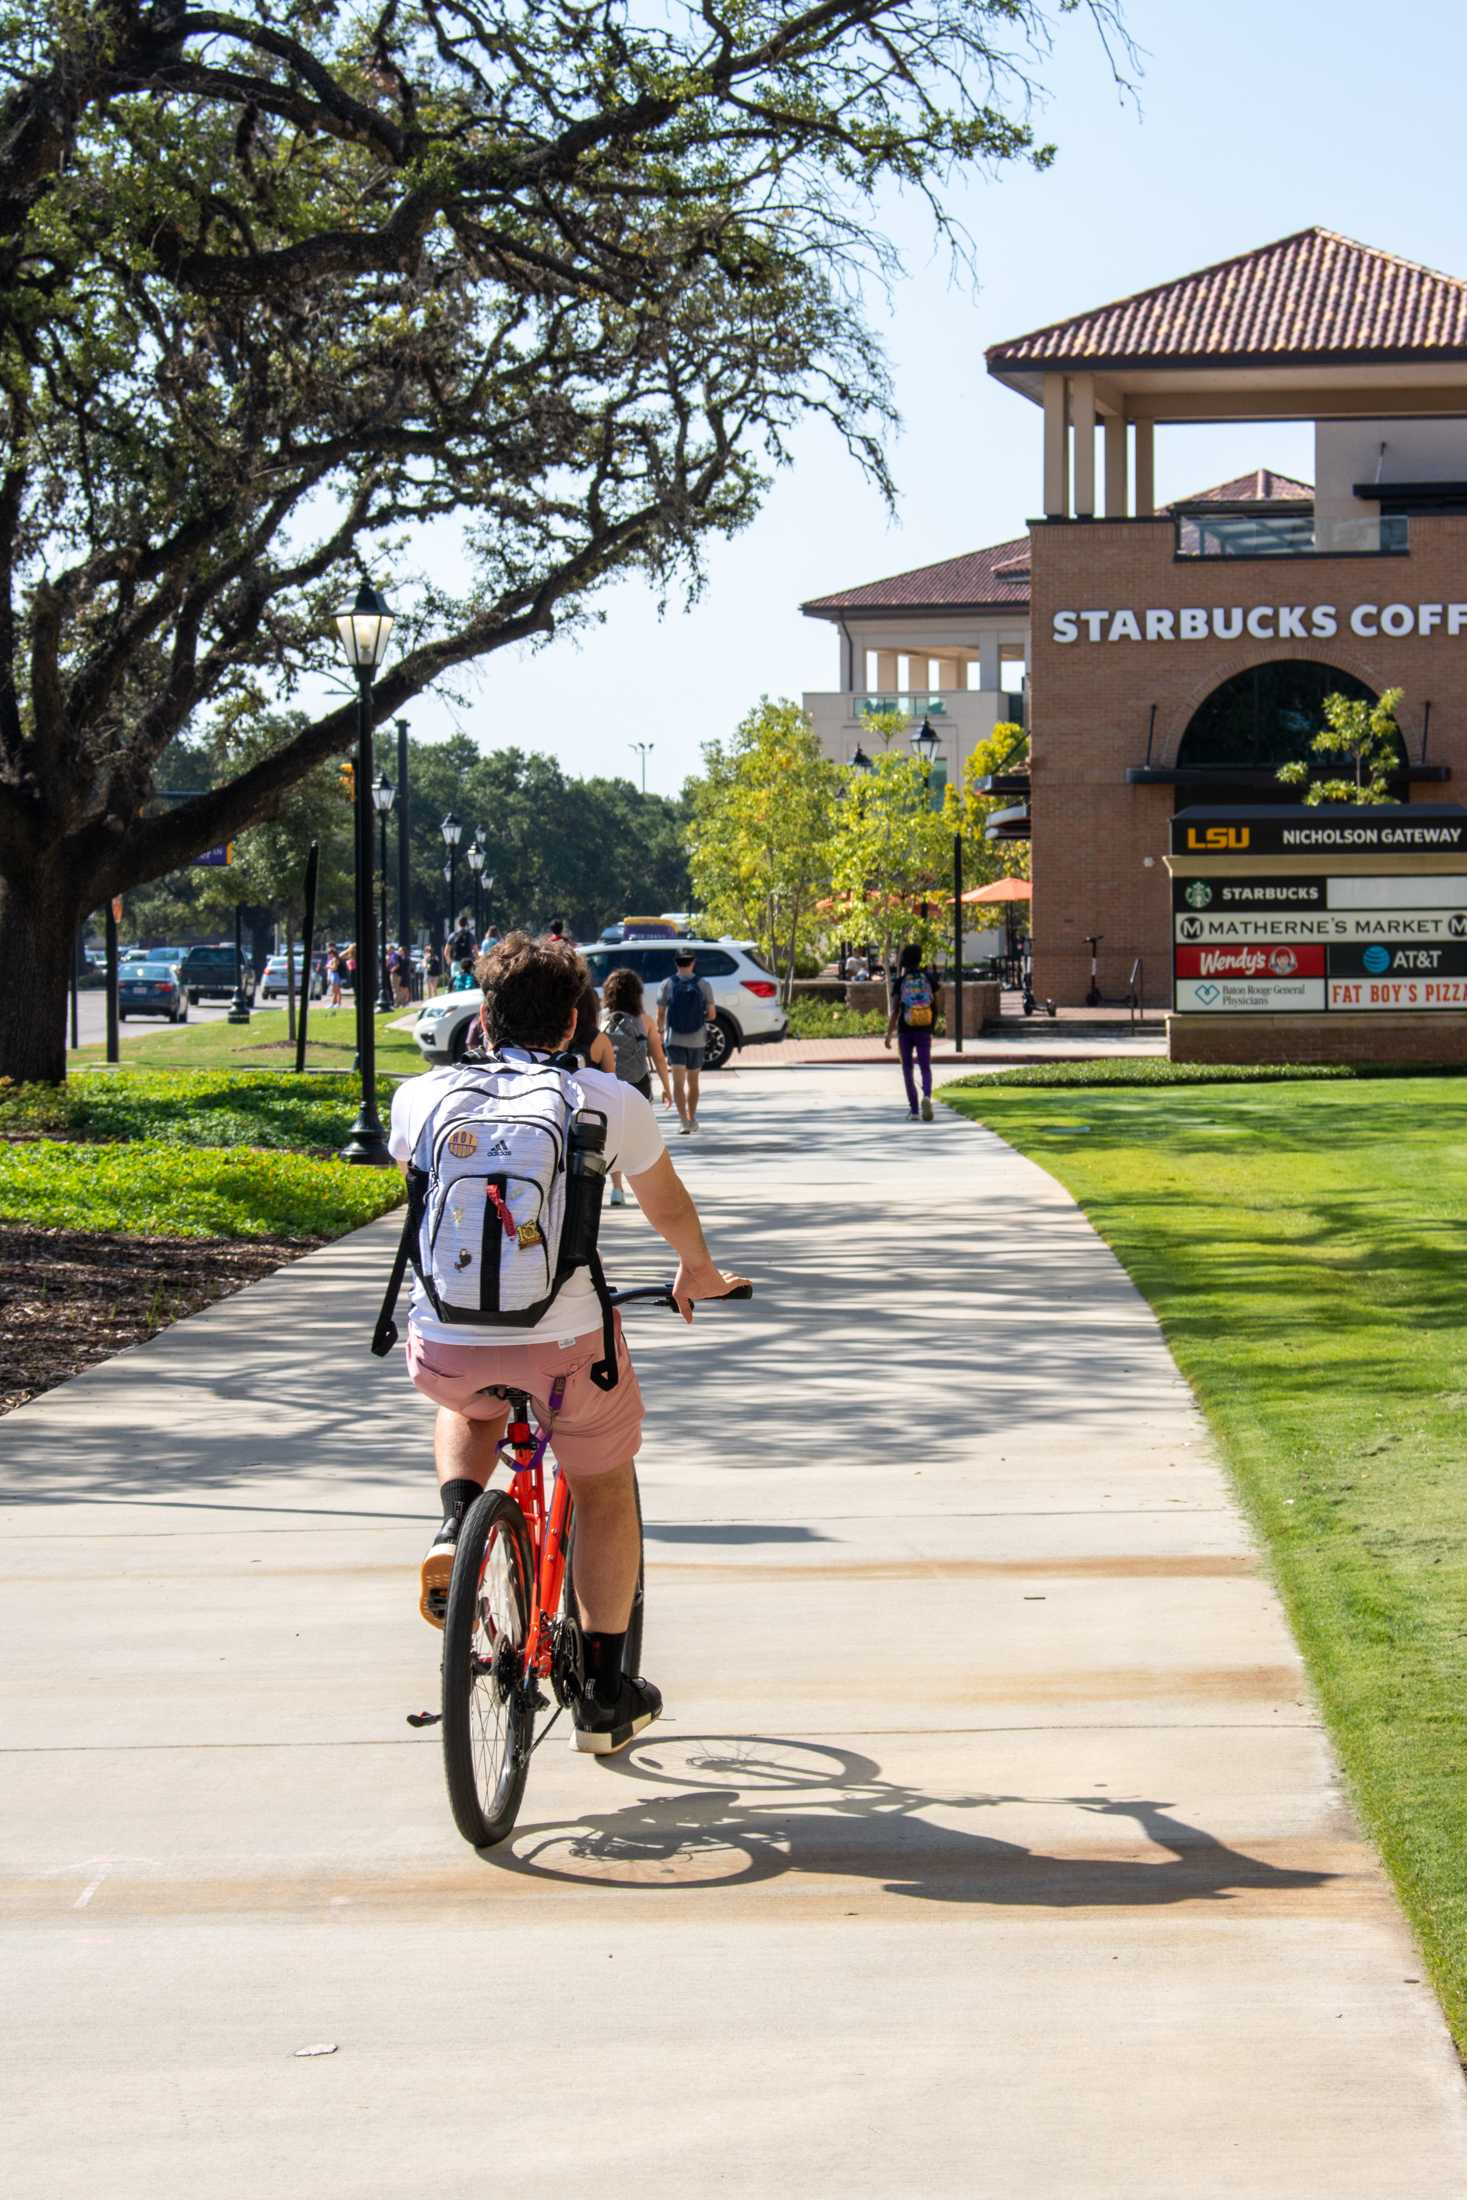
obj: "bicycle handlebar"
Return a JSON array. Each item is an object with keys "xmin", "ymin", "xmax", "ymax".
[{"xmin": 607, "ymin": 1282, "xmax": 754, "ymax": 1310}]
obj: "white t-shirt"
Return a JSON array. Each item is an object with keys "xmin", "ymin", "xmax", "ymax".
[{"xmin": 387, "ymin": 1051, "xmax": 665, "ymax": 1346}]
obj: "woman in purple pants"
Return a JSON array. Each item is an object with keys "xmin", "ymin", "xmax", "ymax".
[{"xmin": 883, "ymin": 943, "xmax": 937, "ymax": 1121}]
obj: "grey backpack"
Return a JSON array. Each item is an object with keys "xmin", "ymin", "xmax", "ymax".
[{"xmin": 602, "ymin": 1009, "xmax": 650, "ymax": 1086}]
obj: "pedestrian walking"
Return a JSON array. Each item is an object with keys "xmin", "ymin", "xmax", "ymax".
[
  {"xmin": 326, "ymin": 943, "xmax": 343, "ymax": 1008},
  {"xmin": 600, "ymin": 967, "xmax": 673, "ymax": 1205},
  {"xmin": 656, "ymin": 945, "xmax": 715, "ymax": 1135},
  {"xmin": 570, "ymin": 982, "xmax": 617, "ymax": 1078},
  {"xmin": 424, "ymin": 941, "xmax": 443, "ymax": 997},
  {"xmin": 884, "ymin": 942, "xmax": 937, "ymax": 1121}
]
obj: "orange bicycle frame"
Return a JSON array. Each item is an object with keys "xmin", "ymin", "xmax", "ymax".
[{"xmin": 499, "ymin": 1401, "xmax": 574, "ymax": 1679}]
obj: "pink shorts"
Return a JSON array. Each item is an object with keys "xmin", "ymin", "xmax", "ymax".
[{"xmin": 404, "ymin": 1317, "xmax": 644, "ymax": 1477}]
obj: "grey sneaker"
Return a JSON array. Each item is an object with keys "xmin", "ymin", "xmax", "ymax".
[{"xmin": 920, "ymin": 1095, "xmax": 934, "ymax": 1122}]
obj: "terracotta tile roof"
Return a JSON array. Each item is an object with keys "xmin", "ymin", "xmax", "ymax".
[
  {"xmin": 1166, "ymin": 469, "xmax": 1313, "ymax": 508},
  {"xmin": 801, "ymin": 469, "xmax": 1310, "ymax": 616},
  {"xmin": 987, "ymin": 229, "xmax": 1467, "ymax": 371},
  {"xmin": 801, "ymin": 534, "xmax": 1031, "ymax": 616}
]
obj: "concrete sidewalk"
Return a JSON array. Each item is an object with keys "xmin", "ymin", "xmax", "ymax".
[{"xmin": 4, "ymin": 1066, "xmax": 1466, "ymax": 2197}]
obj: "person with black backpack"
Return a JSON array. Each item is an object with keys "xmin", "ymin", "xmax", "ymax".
[
  {"xmin": 599, "ymin": 966, "xmax": 673, "ymax": 1203},
  {"xmin": 657, "ymin": 945, "xmax": 714, "ymax": 1135},
  {"xmin": 381, "ymin": 932, "xmax": 748, "ymax": 1755},
  {"xmin": 884, "ymin": 942, "xmax": 939, "ymax": 1122}
]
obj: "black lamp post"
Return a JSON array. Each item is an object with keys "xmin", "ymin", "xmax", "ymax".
[
  {"xmin": 373, "ymin": 771, "xmax": 396, "ymax": 1014},
  {"xmin": 441, "ymin": 810, "xmax": 463, "ymax": 946},
  {"xmin": 227, "ymin": 901, "xmax": 252, "ymax": 1023},
  {"xmin": 910, "ymin": 716, "xmax": 963, "ymax": 1054},
  {"xmin": 334, "ymin": 578, "xmax": 396, "ymax": 1165}
]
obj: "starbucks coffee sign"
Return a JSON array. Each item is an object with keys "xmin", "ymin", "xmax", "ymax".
[{"xmin": 1052, "ymin": 602, "xmax": 1467, "ymax": 644}]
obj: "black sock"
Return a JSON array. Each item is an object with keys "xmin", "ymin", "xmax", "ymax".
[
  {"xmin": 439, "ymin": 1477, "xmax": 481, "ymax": 1528},
  {"xmin": 582, "ymin": 1629, "xmax": 627, "ymax": 1699}
]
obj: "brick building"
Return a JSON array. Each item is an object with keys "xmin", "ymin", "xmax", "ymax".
[{"xmin": 804, "ymin": 228, "xmax": 1467, "ymax": 1013}]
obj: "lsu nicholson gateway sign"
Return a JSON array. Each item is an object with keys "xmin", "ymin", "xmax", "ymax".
[
  {"xmin": 1166, "ymin": 807, "xmax": 1467, "ymax": 1020},
  {"xmin": 1052, "ymin": 602, "xmax": 1467, "ymax": 644}
]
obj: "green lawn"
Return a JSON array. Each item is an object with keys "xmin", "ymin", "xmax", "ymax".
[
  {"xmin": 0, "ymin": 1069, "xmax": 395, "ymax": 1151},
  {"xmin": 943, "ymin": 1070, "xmax": 1467, "ymax": 2048},
  {"xmin": 1, "ymin": 1139, "xmax": 403, "ymax": 1240},
  {"xmin": 68, "ymin": 1003, "xmax": 424, "ymax": 1078}
]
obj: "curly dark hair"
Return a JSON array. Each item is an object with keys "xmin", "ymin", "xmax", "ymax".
[
  {"xmin": 475, "ymin": 932, "xmax": 587, "ymax": 1051},
  {"xmin": 600, "ymin": 966, "xmax": 644, "ymax": 1016}
]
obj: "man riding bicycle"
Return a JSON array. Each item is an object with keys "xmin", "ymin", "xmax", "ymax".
[{"xmin": 388, "ymin": 932, "xmax": 748, "ymax": 1754}]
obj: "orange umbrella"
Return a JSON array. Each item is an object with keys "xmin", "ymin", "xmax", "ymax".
[{"xmin": 962, "ymin": 877, "xmax": 1031, "ymax": 905}]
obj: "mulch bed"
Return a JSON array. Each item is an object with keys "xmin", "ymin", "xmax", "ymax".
[{"xmin": 0, "ymin": 1226, "xmax": 317, "ymax": 1414}]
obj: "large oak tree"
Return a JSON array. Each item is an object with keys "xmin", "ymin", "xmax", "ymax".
[{"xmin": 0, "ymin": 0, "xmax": 1122, "ymax": 1077}]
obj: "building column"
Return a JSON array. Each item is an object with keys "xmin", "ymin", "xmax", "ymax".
[
  {"xmin": 1071, "ymin": 373, "xmax": 1096, "ymax": 518},
  {"xmin": 874, "ymin": 650, "xmax": 899, "ymax": 694},
  {"xmin": 1104, "ymin": 415, "xmax": 1128, "ymax": 518},
  {"xmin": 977, "ymin": 634, "xmax": 1002, "ymax": 694},
  {"xmin": 1134, "ymin": 419, "xmax": 1155, "ymax": 516},
  {"xmin": 1042, "ymin": 375, "xmax": 1069, "ymax": 518},
  {"xmin": 838, "ymin": 627, "xmax": 857, "ymax": 692}
]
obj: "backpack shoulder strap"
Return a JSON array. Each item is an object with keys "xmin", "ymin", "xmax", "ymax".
[
  {"xmin": 587, "ymin": 1245, "xmax": 619, "ymax": 1393},
  {"xmin": 371, "ymin": 1168, "xmax": 426, "ymax": 1357}
]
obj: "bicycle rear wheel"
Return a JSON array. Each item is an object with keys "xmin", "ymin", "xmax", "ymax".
[
  {"xmin": 563, "ymin": 1470, "xmax": 644, "ymax": 1679},
  {"xmin": 442, "ymin": 1489, "xmax": 535, "ymax": 1846}
]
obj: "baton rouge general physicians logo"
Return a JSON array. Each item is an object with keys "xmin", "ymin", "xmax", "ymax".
[{"xmin": 1184, "ymin": 881, "xmax": 1213, "ymax": 909}]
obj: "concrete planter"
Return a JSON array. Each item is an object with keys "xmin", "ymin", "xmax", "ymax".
[{"xmin": 940, "ymin": 981, "xmax": 999, "ymax": 1035}]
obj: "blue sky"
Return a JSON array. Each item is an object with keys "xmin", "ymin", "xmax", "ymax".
[{"xmin": 404, "ymin": 0, "xmax": 1467, "ymax": 796}]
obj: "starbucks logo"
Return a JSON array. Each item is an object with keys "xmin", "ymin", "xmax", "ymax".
[{"xmin": 1185, "ymin": 881, "xmax": 1212, "ymax": 909}]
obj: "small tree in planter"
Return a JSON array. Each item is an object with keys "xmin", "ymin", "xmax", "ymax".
[{"xmin": 1277, "ymin": 688, "xmax": 1405, "ymax": 805}]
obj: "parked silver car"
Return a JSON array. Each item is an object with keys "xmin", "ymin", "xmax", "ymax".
[
  {"xmin": 412, "ymin": 939, "xmax": 787, "ymax": 1068},
  {"xmin": 260, "ymin": 953, "xmax": 323, "ymax": 1001}
]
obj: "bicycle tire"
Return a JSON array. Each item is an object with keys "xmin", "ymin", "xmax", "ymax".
[
  {"xmin": 442, "ymin": 1489, "xmax": 535, "ymax": 1847},
  {"xmin": 564, "ymin": 1469, "xmax": 644, "ymax": 1678}
]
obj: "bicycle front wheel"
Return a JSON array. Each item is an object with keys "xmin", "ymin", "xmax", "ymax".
[{"xmin": 442, "ymin": 1490, "xmax": 535, "ymax": 1847}]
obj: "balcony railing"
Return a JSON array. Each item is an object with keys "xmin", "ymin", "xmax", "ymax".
[
  {"xmin": 855, "ymin": 692, "xmax": 952, "ymax": 719},
  {"xmin": 1175, "ymin": 511, "xmax": 1409, "ymax": 559}
]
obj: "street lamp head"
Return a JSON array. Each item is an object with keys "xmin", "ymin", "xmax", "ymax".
[
  {"xmin": 440, "ymin": 810, "xmax": 463, "ymax": 849},
  {"xmin": 334, "ymin": 579, "xmax": 395, "ymax": 671},
  {"xmin": 372, "ymin": 771, "xmax": 396, "ymax": 816},
  {"xmin": 465, "ymin": 842, "xmax": 484, "ymax": 875},
  {"xmin": 850, "ymin": 744, "xmax": 874, "ymax": 774},
  {"xmin": 910, "ymin": 718, "xmax": 941, "ymax": 766},
  {"xmin": 473, "ymin": 824, "xmax": 488, "ymax": 850}
]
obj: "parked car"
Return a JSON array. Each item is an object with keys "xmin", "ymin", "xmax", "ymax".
[
  {"xmin": 118, "ymin": 962, "xmax": 188, "ymax": 1023},
  {"xmin": 180, "ymin": 943, "xmax": 255, "ymax": 1005},
  {"xmin": 260, "ymin": 953, "xmax": 323, "ymax": 1001},
  {"xmin": 411, "ymin": 937, "xmax": 786, "ymax": 1068}
]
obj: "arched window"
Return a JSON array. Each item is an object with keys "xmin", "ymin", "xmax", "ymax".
[{"xmin": 1176, "ymin": 660, "xmax": 1393, "ymax": 776}]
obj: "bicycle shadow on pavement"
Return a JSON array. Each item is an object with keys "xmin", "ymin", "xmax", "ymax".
[{"xmin": 486, "ymin": 1734, "xmax": 1334, "ymax": 1908}]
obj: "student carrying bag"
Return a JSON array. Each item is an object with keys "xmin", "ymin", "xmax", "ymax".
[{"xmin": 372, "ymin": 1055, "xmax": 617, "ymax": 1386}]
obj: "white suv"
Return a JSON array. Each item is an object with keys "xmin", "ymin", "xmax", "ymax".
[{"xmin": 411, "ymin": 939, "xmax": 787, "ymax": 1068}]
